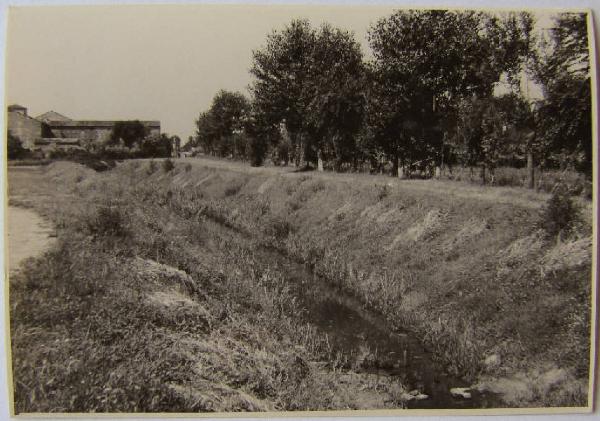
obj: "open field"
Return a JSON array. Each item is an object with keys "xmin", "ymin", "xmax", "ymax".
[{"xmin": 7, "ymin": 158, "xmax": 593, "ymax": 412}]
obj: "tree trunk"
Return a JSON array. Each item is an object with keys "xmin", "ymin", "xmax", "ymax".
[
  {"xmin": 481, "ymin": 165, "xmax": 487, "ymax": 185},
  {"xmin": 527, "ymin": 151, "xmax": 534, "ymax": 189},
  {"xmin": 392, "ymin": 153, "xmax": 399, "ymax": 177},
  {"xmin": 294, "ymin": 142, "xmax": 301, "ymax": 167},
  {"xmin": 317, "ymin": 149, "xmax": 324, "ymax": 172}
]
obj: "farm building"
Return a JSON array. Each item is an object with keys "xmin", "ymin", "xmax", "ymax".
[{"xmin": 7, "ymin": 104, "xmax": 160, "ymax": 153}]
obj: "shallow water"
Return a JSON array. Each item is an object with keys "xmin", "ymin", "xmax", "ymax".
[{"xmin": 264, "ymin": 251, "xmax": 501, "ymax": 409}]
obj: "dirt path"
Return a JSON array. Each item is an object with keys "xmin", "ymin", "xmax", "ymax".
[{"xmin": 7, "ymin": 206, "xmax": 55, "ymax": 273}]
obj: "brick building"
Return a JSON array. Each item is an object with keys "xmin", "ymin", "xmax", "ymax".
[
  {"xmin": 7, "ymin": 104, "xmax": 160, "ymax": 153},
  {"xmin": 7, "ymin": 104, "xmax": 44, "ymax": 149}
]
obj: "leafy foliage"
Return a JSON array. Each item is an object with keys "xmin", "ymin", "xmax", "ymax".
[
  {"xmin": 250, "ymin": 19, "xmax": 315, "ymax": 165},
  {"xmin": 366, "ymin": 10, "xmax": 534, "ymax": 176},
  {"xmin": 250, "ymin": 20, "xmax": 366, "ymax": 168},
  {"xmin": 532, "ymin": 13, "xmax": 591, "ymax": 173},
  {"xmin": 453, "ymin": 93, "xmax": 535, "ymax": 176},
  {"xmin": 195, "ymin": 90, "xmax": 251, "ymax": 159},
  {"xmin": 191, "ymin": 11, "xmax": 591, "ymax": 186},
  {"xmin": 109, "ymin": 120, "xmax": 149, "ymax": 148},
  {"xmin": 140, "ymin": 133, "xmax": 173, "ymax": 158}
]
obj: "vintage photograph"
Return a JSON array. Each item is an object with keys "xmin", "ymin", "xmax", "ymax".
[{"xmin": 3, "ymin": 4, "xmax": 596, "ymax": 415}]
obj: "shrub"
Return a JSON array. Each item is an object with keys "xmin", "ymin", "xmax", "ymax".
[
  {"xmin": 87, "ymin": 205, "xmax": 128, "ymax": 237},
  {"xmin": 539, "ymin": 184, "xmax": 581, "ymax": 238},
  {"xmin": 7, "ymin": 132, "xmax": 27, "ymax": 160},
  {"xmin": 185, "ymin": 163, "xmax": 192, "ymax": 172},
  {"xmin": 163, "ymin": 158, "xmax": 175, "ymax": 173}
]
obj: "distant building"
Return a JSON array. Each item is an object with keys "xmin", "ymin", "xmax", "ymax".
[
  {"xmin": 8, "ymin": 104, "xmax": 28, "ymax": 115},
  {"xmin": 6, "ymin": 104, "xmax": 160, "ymax": 153},
  {"xmin": 7, "ymin": 104, "xmax": 44, "ymax": 149},
  {"xmin": 36, "ymin": 110, "xmax": 72, "ymax": 123}
]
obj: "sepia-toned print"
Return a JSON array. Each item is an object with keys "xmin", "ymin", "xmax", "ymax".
[{"xmin": 4, "ymin": 4, "xmax": 596, "ymax": 415}]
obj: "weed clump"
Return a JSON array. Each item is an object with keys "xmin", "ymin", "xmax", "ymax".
[
  {"xmin": 265, "ymin": 216, "xmax": 296, "ymax": 241},
  {"xmin": 376, "ymin": 184, "xmax": 390, "ymax": 201},
  {"xmin": 87, "ymin": 205, "xmax": 128, "ymax": 237},
  {"xmin": 539, "ymin": 184, "xmax": 581, "ymax": 238},
  {"xmin": 163, "ymin": 158, "xmax": 175, "ymax": 173},
  {"xmin": 224, "ymin": 183, "xmax": 242, "ymax": 197},
  {"xmin": 309, "ymin": 180, "xmax": 326, "ymax": 192},
  {"xmin": 147, "ymin": 160, "xmax": 158, "ymax": 175}
]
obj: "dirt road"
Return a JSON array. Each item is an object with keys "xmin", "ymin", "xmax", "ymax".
[{"xmin": 7, "ymin": 206, "xmax": 55, "ymax": 272}]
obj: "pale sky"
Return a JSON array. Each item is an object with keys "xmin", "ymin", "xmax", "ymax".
[{"xmin": 6, "ymin": 5, "xmax": 559, "ymax": 140}]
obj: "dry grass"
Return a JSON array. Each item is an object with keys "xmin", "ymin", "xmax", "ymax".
[
  {"xmin": 475, "ymin": 365, "xmax": 588, "ymax": 407},
  {"xmin": 8, "ymin": 163, "xmax": 413, "ymax": 413},
  {"xmin": 8, "ymin": 158, "xmax": 593, "ymax": 410},
  {"xmin": 441, "ymin": 217, "xmax": 488, "ymax": 254},
  {"xmin": 442, "ymin": 165, "xmax": 592, "ymax": 198},
  {"xmin": 540, "ymin": 237, "xmax": 592, "ymax": 277},
  {"xmin": 150, "ymin": 158, "xmax": 592, "ymax": 408},
  {"xmin": 496, "ymin": 231, "xmax": 546, "ymax": 278},
  {"xmin": 387, "ymin": 209, "xmax": 447, "ymax": 250}
]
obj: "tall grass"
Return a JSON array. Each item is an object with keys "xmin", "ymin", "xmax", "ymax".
[
  {"xmin": 146, "ymin": 163, "xmax": 590, "ymax": 408},
  {"xmin": 10, "ymin": 164, "xmax": 413, "ymax": 413},
  {"xmin": 10, "ymin": 161, "xmax": 592, "ymax": 410},
  {"xmin": 443, "ymin": 166, "xmax": 592, "ymax": 198}
]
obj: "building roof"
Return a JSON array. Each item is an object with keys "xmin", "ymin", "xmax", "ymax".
[
  {"xmin": 8, "ymin": 104, "xmax": 27, "ymax": 111},
  {"xmin": 36, "ymin": 110, "xmax": 72, "ymax": 123},
  {"xmin": 46, "ymin": 120, "xmax": 160, "ymax": 128}
]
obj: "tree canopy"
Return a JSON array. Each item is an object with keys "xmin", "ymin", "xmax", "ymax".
[
  {"xmin": 532, "ymin": 13, "xmax": 591, "ymax": 173},
  {"xmin": 250, "ymin": 19, "xmax": 367, "ymax": 168},
  {"xmin": 192, "ymin": 10, "xmax": 591, "ymax": 182},
  {"xmin": 366, "ymin": 10, "xmax": 535, "ymax": 175},
  {"xmin": 109, "ymin": 121, "xmax": 149, "ymax": 148},
  {"xmin": 195, "ymin": 90, "xmax": 251, "ymax": 159}
]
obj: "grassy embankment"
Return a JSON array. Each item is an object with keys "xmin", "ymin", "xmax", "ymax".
[
  {"xmin": 9, "ymin": 158, "xmax": 593, "ymax": 410},
  {"xmin": 9, "ymin": 163, "xmax": 411, "ymax": 413}
]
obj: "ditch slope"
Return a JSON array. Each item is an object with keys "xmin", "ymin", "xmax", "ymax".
[{"xmin": 8, "ymin": 160, "xmax": 593, "ymax": 411}]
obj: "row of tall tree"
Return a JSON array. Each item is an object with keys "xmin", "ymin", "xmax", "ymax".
[{"xmin": 192, "ymin": 10, "xmax": 592, "ymax": 180}]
